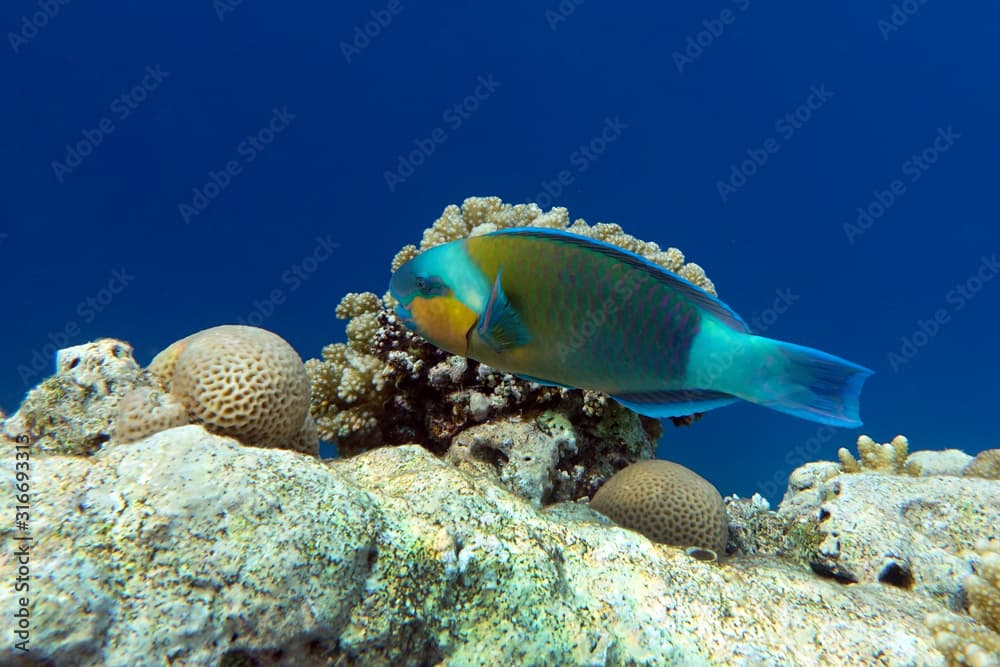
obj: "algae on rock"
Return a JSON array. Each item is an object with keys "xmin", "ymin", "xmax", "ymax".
[
  {"xmin": 2, "ymin": 339, "xmax": 142, "ymax": 455},
  {"xmin": 2, "ymin": 426, "xmax": 970, "ymax": 667}
]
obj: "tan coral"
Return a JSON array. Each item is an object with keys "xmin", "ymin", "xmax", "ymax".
[
  {"xmin": 967, "ymin": 540, "xmax": 1000, "ymax": 634},
  {"xmin": 926, "ymin": 612, "xmax": 1000, "ymax": 667},
  {"xmin": 115, "ymin": 386, "xmax": 189, "ymax": 443},
  {"xmin": 152, "ymin": 325, "xmax": 316, "ymax": 454},
  {"xmin": 838, "ymin": 434, "xmax": 910, "ymax": 474},
  {"xmin": 925, "ymin": 540, "xmax": 1000, "ymax": 666},
  {"xmin": 965, "ymin": 450, "xmax": 1000, "ymax": 480},
  {"xmin": 590, "ymin": 459, "xmax": 728, "ymax": 553}
]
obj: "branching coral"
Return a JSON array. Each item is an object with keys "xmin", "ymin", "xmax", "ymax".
[
  {"xmin": 838, "ymin": 434, "xmax": 912, "ymax": 474},
  {"xmin": 308, "ymin": 196, "xmax": 725, "ymax": 498},
  {"xmin": 927, "ymin": 540, "xmax": 1000, "ymax": 666},
  {"xmin": 389, "ymin": 196, "xmax": 716, "ymax": 294},
  {"xmin": 967, "ymin": 540, "xmax": 1000, "ymax": 634}
]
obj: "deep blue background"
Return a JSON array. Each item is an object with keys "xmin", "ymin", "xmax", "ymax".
[{"xmin": 3, "ymin": 2, "xmax": 997, "ymax": 499}]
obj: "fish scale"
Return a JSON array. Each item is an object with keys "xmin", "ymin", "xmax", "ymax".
[{"xmin": 464, "ymin": 231, "xmax": 701, "ymax": 392}]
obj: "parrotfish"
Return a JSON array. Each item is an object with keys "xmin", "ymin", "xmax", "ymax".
[{"xmin": 389, "ymin": 228, "xmax": 872, "ymax": 426}]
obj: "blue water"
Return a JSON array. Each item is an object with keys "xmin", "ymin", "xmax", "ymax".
[{"xmin": 3, "ymin": 2, "xmax": 997, "ymax": 500}]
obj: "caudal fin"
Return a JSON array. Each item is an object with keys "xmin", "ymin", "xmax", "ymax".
[{"xmin": 747, "ymin": 338, "xmax": 873, "ymax": 427}]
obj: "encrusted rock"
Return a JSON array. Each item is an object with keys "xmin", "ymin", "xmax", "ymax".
[
  {"xmin": 2, "ymin": 427, "xmax": 964, "ymax": 666},
  {"xmin": 0, "ymin": 425, "xmax": 377, "ymax": 665},
  {"xmin": 778, "ymin": 464, "xmax": 1000, "ymax": 605},
  {"xmin": 446, "ymin": 411, "xmax": 578, "ymax": 506},
  {"xmin": 3, "ymin": 339, "xmax": 141, "ymax": 455},
  {"xmin": 905, "ymin": 449, "xmax": 974, "ymax": 477}
]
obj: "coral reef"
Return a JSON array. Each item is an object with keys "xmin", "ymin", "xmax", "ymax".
[
  {"xmin": 590, "ymin": 459, "xmax": 729, "ymax": 553},
  {"xmin": 2, "ymin": 429, "xmax": 959, "ymax": 666},
  {"xmin": 965, "ymin": 449, "xmax": 1000, "ymax": 480},
  {"xmin": 148, "ymin": 325, "xmax": 317, "ymax": 455},
  {"xmin": 2, "ymin": 339, "xmax": 141, "ymax": 455}
]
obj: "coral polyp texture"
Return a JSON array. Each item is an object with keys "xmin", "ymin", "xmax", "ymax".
[
  {"xmin": 589, "ymin": 459, "xmax": 728, "ymax": 554},
  {"xmin": 306, "ymin": 196, "xmax": 721, "ymax": 483},
  {"xmin": 927, "ymin": 539, "xmax": 1000, "ymax": 666},
  {"xmin": 148, "ymin": 325, "xmax": 317, "ymax": 454},
  {"xmin": 967, "ymin": 540, "xmax": 1000, "ymax": 633},
  {"xmin": 115, "ymin": 386, "xmax": 189, "ymax": 444}
]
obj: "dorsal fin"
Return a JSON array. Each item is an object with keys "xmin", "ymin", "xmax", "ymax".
[{"xmin": 487, "ymin": 227, "xmax": 749, "ymax": 332}]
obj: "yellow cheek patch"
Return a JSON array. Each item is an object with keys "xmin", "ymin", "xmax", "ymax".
[{"xmin": 409, "ymin": 296, "xmax": 477, "ymax": 356}]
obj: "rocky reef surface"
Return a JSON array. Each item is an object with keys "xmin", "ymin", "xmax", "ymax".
[
  {"xmin": 4, "ymin": 425, "xmax": 993, "ymax": 667},
  {"xmin": 2, "ymin": 346, "xmax": 999, "ymax": 666}
]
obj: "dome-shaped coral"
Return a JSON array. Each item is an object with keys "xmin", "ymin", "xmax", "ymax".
[
  {"xmin": 115, "ymin": 386, "xmax": 189, "ymax": 443},
  {"xmin": 590, "ymin": 459, "xmax": 728, "ymax": 553},
  {"xmin": 149, "ymin": 325, "xmax": 316, "ymax": 454}
]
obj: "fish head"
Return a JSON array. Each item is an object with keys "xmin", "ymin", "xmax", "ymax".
[{"xmin": 389, "ymin": 244, "xmax": 481, "ymax": 356}]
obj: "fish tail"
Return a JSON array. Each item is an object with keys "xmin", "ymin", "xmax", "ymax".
[{"xmin": 739, "ymin": 337, "xmax": 873, "ymax": 427}]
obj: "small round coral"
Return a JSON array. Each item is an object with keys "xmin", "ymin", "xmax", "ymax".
[
  {"xmin": 964, "ymin": 449, "xmax": 1000, "ymax": 480},
  {"xmin": 590, "ymin": 459, "xmax": 728, "ymax": 553},
  {"xmin": 115, "ymin": 386, "xmax": 189, "ymax": 443},
  {"xmin": 150, "ymin": 325, "xmax": 316, "ymax": 454}
]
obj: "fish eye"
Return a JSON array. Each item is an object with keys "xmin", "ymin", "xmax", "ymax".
[{"xmin": 414, "ymin": 273, "xmax": 448, "ymax": 296}]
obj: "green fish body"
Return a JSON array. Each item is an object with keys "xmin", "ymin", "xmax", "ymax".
[{"xmin": 390, "ymin": 228, "xmax": 871, "ymax": 426}]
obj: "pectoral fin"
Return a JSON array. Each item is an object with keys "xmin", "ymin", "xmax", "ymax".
[{"xmin": 476, "ymin": 268, "xmax": 531, "ymax": 352}]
